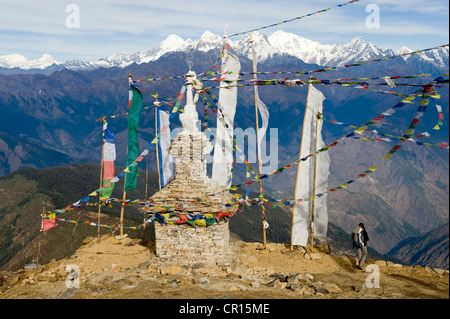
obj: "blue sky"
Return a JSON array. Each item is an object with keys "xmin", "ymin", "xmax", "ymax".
[{"xmin": 0, "ymin": 0, "xmax": 448, "ymax": 62}]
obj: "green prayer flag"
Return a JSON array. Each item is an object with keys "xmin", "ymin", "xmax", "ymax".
[
  {"xmin": 125, "ymin": 85, "xmax": 143, "ymax": 191},
  {"xmin": 101, "ymin": 179, "xmax": 115, "ymax": 199}
]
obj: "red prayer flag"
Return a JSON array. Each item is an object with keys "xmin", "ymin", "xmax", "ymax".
[
  {"xmin": 373, "ymin": 115, "xmax": 385, "ymax": 122},
  {"xmin": 42, "ymin": 219, "xmax": 57, "ymax": 231}
]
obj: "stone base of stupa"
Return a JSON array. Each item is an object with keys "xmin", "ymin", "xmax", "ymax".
[
  {"xmin": 154, "ymin": 221, "xmax": 231, "ymax": 267},
  {"xmin": 145, "ymin": 131, "xmax": 235, "ymax": 267}
]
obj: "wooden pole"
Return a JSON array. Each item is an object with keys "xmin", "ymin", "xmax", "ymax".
[
  {"xmin": 155, "ymin": 106, "xmax": 162, "ymax": 191},
  {"xmin": 145, "ymin": 162, "xmax": 149, "ymax": 199},
  {"xmin": 119, "ymin": 176, "xmax": 126, "ymax": 236},
  {"xmin": 249, "ymin": 33, "xmax": 267, "ymax": 249},
  {"xmin": 120, "ymin": 74, "xmax": 133, "ymax": 236},
  {"xmin": 290, "ymin": 82, "xmax": 313, "ymax": 250},
  {"xmin": 310, "ymin": 110, "xmax": 321, "ymax": 253},
  {"xmin": 36, "ymin": 208, "xmax": 44, "ymax": 266},
  {"xmin": 97, "ymin": 116, "xmax": 107, "ymax": 241}
]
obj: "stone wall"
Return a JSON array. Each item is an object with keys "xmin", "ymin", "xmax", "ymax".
[{"xmin": 154, "ymin": 221, "xmax": 231, "ymax": 267}]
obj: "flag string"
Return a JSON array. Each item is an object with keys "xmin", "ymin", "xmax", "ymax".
[
  {"xmin": 42, "ymin": 82, "xmax": 444, "ymax": 221},
  {"xmin": 132, "ymin": 45, "xmax": 448, "ymax": 84},
  {"xmin": 226, "ymin": 0, "xmax": 360, "ymax": 38}
]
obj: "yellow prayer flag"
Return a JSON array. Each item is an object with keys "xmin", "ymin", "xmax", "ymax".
[
  {"xmin": 402, "ymin": 96, "xmax": 415, "ymax": 103},
  {"xmin": 355, "ymin": 127, "xmax": 366, "ymax": 135},
  {"xmin": 195, "ymin": 219, "xmax": 207, "ymax": 227},
  {"xmin": 420, "ymin": 99, "xmax": 429, "ymax": 106}
]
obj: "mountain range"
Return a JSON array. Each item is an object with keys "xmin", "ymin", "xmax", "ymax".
[
  {"xmin": 0, "ymin": 30, "xmax": 448, "ymax": 266},
  {"xmin": 1, "ymin": 30, "xmax": 448, "ymax": 73},
  {"xmin": 389, "ymin": 223, "xmax": 449, "ymax": 269}
]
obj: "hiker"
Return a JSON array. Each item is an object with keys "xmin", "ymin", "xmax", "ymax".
[{"xmin": 352, "ymin": 223, "xmax": 369, "ymax": 269}]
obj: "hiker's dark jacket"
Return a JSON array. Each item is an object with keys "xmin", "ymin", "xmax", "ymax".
[{"xmin": 361, "ymin": 229, "xmax": 369, "ymax": 246}]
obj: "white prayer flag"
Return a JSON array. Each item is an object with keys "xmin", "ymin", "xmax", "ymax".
[
  {"xmin": 212, "ymin": 47, "xmax": 240, "ymax": 188},
  {"xmin": 292, "ymin": 85, "xmax": 330, "ymax": 246},
  {"xmin": 256, "ymin": 90, "xmax": 269, "ymax": 163},
  {"xmin": 157, "ymin": 108, "xmax": 174, "ymax": 188}
]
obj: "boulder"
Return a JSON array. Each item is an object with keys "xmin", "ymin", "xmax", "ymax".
[
  {"xmin": 199, "ymin": 277, "xmax": 210, "ymax": 285},
  {"xmin": 310, "ymin": 253, "xmax": 322, "ymax": 260},
  {"xmin": 251, "ymin": 281, "xmax": 261, "ymax": 288},
  {"xmin": 169, "ymin": 265, "xmax": 183, "ymax": 275},
  {"xmin": 312, "ymin": 282, "xmax": 324, "ymax": 294},
  {"xmin": 265, "ymin": 267, "xmax": 275, "ymax": 275},
  {"xmin": 433, "ymin": 268, "xmax": 446, "ymax": 275},
  {"xmin": 375, "ymin": 260, "xmax": 387, "ymax": 267},
  {"xmin": 111, "ymin": 264, "xmax": 122, "ymax": 272},
  {"xmin": 270, "ymin": 272, "xmax": 286, "ymax": 282},
  {"xmin": 120, "ymin": 237, "xmax": 133, "ymax": 246}
]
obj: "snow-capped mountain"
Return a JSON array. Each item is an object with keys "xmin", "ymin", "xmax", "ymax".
[
  {"xmin": 1, "ymin": 30, "xmax": 448, "ymax": 73},
  {"xmin": 0, "ymin": 53, "xmax": 59, "ymax": 70},
  {"xmin": 59, "ymin": 31, "xmax": 223, "ymax": 71},
  {"xmin": 267, "ymin": 30, "xmax": 393, "ymax": 66},
  {"xmin": 234, "ymin": 31, "xmax": 279, "ymax": 62}
]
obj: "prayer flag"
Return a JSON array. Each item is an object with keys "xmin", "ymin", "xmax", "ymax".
[
  {"xmin": 42, "ymin": 218, "xmax": 57, "ymax": 231},
  {"xmin": 101, "ymin": 121, "xmax": 116, "ymax": 199},
  {"xmin": 212, "ymin": 47, "xmax": 241, "ymax": 188},
  {"xmin": 157, "ymin": 107, "xmax": 174, "ymax": 188},
  {"xmin": 252, "ymin": 60, "xmax": 269, "ymax": 170},
  {"xmin": 292, "ymin": 85, "xmax": 330, "ymax": 246},
  {"xmin": 125, "ymin": 85, "xmax": 143, "ymax": 191}
]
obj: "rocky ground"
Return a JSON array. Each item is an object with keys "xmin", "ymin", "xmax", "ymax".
[{"xmin": 0, "ymin": 234, "xmax": 448, "ymax": 300}]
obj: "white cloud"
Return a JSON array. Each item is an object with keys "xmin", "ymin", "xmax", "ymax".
[
  {"xmin": 0, "ymin": 0, "xmax": 447, "ymax": 60},
  {"xmin": 370, "ymin": 0, "xmax": 449, "ymax": 14}
]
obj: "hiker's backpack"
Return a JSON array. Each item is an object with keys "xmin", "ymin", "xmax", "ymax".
[{"xmin": 352, "ymin": 226, "xmax": 363, "ymax": 248}]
